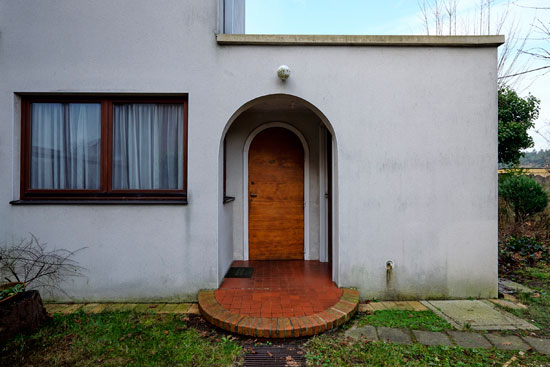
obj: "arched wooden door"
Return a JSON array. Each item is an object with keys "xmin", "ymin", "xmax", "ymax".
[{"xmin": 248, "ymin": 127, "xmax": 304, "ymax": 260}]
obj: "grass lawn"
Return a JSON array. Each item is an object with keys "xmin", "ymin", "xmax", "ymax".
[
  {"xmin": 305, "ymin": 335, "xmax": 548, "ymax": 367},
  {"xmin": 355, "ymin": 309, "xmax": 453, "ymax": 332},
  {"xmin": 3, "ymin": 285, "xmax": 550, "ymax": 366},
  {"xmin": 504, "ymin": 264, "xmax": 550, "ymax": 337},
  {"xmin": 1, "ymin": 311, "xmax": 241, "ymax": 367}
]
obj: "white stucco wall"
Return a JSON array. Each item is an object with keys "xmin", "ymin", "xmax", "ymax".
[{"xmin": 0, "ymin": 0, "xmax": 498, "ymax": 300}]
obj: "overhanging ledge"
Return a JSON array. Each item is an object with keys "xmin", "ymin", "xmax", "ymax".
[{"xmin": 216, "ymin": 34, "xmax": 505, "ymax": 47}]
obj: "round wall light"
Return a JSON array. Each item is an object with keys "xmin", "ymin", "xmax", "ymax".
[{"xmin": 277, "ymin": 65, "xmax": 291, "ymax": 81}]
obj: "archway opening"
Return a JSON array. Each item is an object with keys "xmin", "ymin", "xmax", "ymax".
[{"xmin": 217, "ymin": 94, "xmax": 338, "ymax": 286}]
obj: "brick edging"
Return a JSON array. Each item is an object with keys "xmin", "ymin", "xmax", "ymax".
[{"xmin": 198, "ymin": 288, "xmax": 359, "ymax": 338}]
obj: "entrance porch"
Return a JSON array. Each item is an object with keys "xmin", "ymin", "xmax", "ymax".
[{"xmin": 198, "ymin": 260, "xmax": 359, "ymax": 338}]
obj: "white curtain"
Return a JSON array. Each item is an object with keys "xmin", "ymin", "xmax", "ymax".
[
  {"xmin": 31, "ymin": 103, "xmax": 101, "ymax": 189},
  {"xmin": 113, "ymin": 104, "xmax": 184, "ymax": 190}
]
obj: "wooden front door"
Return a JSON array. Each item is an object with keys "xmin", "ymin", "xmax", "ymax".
[{"xmin": 248, "ymin": 127, "xmax": 304, "ymax": 260}]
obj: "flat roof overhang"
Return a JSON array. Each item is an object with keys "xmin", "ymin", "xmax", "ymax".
[{"xmin": 216, "ymin": 34, "xmax": 505, "ymax": 47}]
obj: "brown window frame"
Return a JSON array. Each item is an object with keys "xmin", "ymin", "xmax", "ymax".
[{"xmin": 19, "ymin": 95, "xmax": 188, "ymax": 203}]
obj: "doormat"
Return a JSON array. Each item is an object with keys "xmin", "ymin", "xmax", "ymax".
[{"xmin": 225, "ymin": 267, "xmax": 253, "ymax": 278}]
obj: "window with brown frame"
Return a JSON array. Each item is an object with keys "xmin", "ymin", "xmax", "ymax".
[{"xmin": 18, "ymin": 95, "xmax": 188, "ymax": 203}]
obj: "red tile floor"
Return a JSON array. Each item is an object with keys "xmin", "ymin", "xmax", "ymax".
[{"xmin": 215, "ymin": 260, "xmax": 343, "ymax": 318}]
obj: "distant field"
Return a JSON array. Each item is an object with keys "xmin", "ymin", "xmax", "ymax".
[{"xmin": 499, "ymin": 168, "xmax": 550, "ymax": 177}]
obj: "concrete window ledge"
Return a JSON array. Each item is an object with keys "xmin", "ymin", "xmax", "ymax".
[{"xmin": 216, "ymin": 34, "xmax": 505, "ymax": 47}]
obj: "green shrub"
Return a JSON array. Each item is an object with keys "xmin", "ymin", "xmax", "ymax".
[
  {"xmin": 499, "ymin": 236, "xmax": 550, "ymax": 272},
  {"xmin": 499, "ymin": 174, "xmax": 548, "ymax": 224},
  {"xmin": 0, "ymin": 283, "xmax": 25, "ymax": 300}
]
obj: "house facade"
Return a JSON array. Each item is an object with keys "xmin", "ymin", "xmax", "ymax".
[{"xmin": 0, "ymin": 0, "xmax": 503, "ymax": 301}]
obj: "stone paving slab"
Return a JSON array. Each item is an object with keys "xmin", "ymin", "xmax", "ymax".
[
  {"xmin": 413, "ymin": 330, "xmax": 453, "ymax": 346},
  {"xmin": 499, "ymin": 279, "xmax": 535, "ymax": 294},
  {"xmin": 79, "ymin": 303, "xmax": 102, "ymax": 313},
  {"xmin": 44, "ymin": 303, "xmax": 71, "ymax": 313},
  {"xmin": 381, "ymin": 301, "xmax": 409, "ymax": 310},
  {"xmin": 369, "ymin": 302, "xmax": 387, "ymax": 311},
  {"xmin": 172, "ymin": 303, "xmax": 192, "ymax": 313},
  {"xmin": 155, "ymin": 304, "xmax": 177, "ymax": 313},
  {"xmin": 485, "ymin": 334, "xmax": 531, "ymax": 351},
  {"xmin": 108, "ymin": 303, "xmax": 139, "ymax": 312},
  {"xmin": 345, "ymin": 324, "xmax": 550, "ymax": 352},
  {"xmin": 378, "ymin": 327, "xmax": 412, "ymax": 345},
  {"xmin": 45, "ymin": 303, "xmax": 196, "ymax": 315},
  {"xmin": 345, "ymin": 325, "xmax": 378, "ymax": 340},
  {"xmin": 60, "ymin": 304, "xmax": 82, "ymax": 314},
  {"xmin": 446, "ymin": 331, "xmax": 493, "ymax": 349},
  {"xmin": 489, "ymin": 299, "xmax": 528, "ymax": 310},
  {"xmin": 407, "ymin": 301, "xmax": 429, "ymax": 311},
  {"xmin": 523, "ymin": 336, "xmax": 550, "ymax": 355},
  {"xmin": 358, "ymin": 304, "xmax": 375, "ymax": 312},
  {"xmin": 188, "ymin": 303, "xmax": 200, "ymax": 314},
  {"xmin": 421, "ymin": 300, "xmax": 538, "ymax": 331}
]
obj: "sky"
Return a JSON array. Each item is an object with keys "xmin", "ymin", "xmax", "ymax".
[{"xmin": 246, "ymin": 0, "xmax": 550, "ymax": 150}]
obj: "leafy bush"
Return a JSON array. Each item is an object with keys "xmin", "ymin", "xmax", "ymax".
[
  {"xmin": 0, "ymin": 283, "xmax": 25, "ymax": 301},
  {"xmin": 499, "ymin": 174, "xmax": 548, "ymax": 224},
  {"xmin": 498, "ymin": 87, "xmax": 540, "ymax": 166},
  {"xmin": 499, "ymin": 236, "xmax": 550, "ymax": 272}
]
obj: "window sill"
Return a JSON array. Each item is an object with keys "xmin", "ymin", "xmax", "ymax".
[{"xmin": 10, "ymin": 199, "xmax": 188, "ymax": 205}]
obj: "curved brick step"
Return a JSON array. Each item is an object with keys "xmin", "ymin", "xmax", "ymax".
[{"xmin": 198, "ymin": 288, "xmax": 359, "ymax": 338}]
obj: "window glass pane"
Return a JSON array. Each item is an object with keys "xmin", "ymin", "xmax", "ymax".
[
  {"xmin": 113, "ymin": 104, "xmax": 184, "ymax": 190},
  {"xmin": 30, "ymin": 103, "xmax": 101, "ymax": 189}
]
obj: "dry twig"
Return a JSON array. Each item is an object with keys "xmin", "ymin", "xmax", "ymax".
[{"xmin": 0, "ymin": 234, "xmax": 86, "ymax": 297}]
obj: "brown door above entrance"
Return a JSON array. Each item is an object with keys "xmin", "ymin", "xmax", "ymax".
[{"xmin": 248, "ymin": 127, "xmax": 304, "ymax": 260}]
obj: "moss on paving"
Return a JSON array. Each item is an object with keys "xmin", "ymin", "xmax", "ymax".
[
  {"xmin": 306, "ymin": 335, "xmax": 549, "ymax": 367},
  {"xmin": 356, "ymin": 309, "xmax": 453, "ymax": 332},
  {"xmin": 1, "ymin": 311, "xmax": 241, "ymax": 367}
]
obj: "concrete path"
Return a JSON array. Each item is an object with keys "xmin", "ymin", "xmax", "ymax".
[
  {"xmin": 421, "ymin": 300, "xmax": 538, "ymax": 331},
  {"xmin": 345, "ymin": 325, "xmax": 550, "ymax": 355}
]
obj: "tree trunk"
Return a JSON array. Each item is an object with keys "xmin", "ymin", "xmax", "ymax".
[{"xmin": 0, "ymin": 290, "xmax": 49, "ymax": 343}]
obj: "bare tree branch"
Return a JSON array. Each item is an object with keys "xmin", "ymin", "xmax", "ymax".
[
  {"xmin": 498, "ymin": 65, "xmax": 550, "ymax": 79},
  {"xmin": 0, "ymin": 234, "xmax": 86, "ymax": 298},
  {"xmin": 416, "ymin": 0, "xmax": 547, "ymax": 86}
]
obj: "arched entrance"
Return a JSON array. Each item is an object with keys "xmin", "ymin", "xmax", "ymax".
[
  {"xmin": 217, "ymin": 94, "xmax": 339, "ymax": 284},
  {"xmin": 247, "ymin": 126, "xmax": 305, "ymax": 260},
  {"xmin": 205, "ymin": 94, "xmax": 356, "ymax": 338}
]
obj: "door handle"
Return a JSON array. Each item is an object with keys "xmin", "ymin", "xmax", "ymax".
[{"xmin": 250, "ymin": 193, "xmax": 257, "ymax": 197}]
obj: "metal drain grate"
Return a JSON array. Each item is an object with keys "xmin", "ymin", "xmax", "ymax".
[{"xmin": 242, "ymin": 345, "xmax": 305, "ymax": 367}]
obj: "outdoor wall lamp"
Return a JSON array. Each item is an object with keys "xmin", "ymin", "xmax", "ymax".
[{"xmin": 277, "ymin": 65, "xmax": 291, "ymax": 81}]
